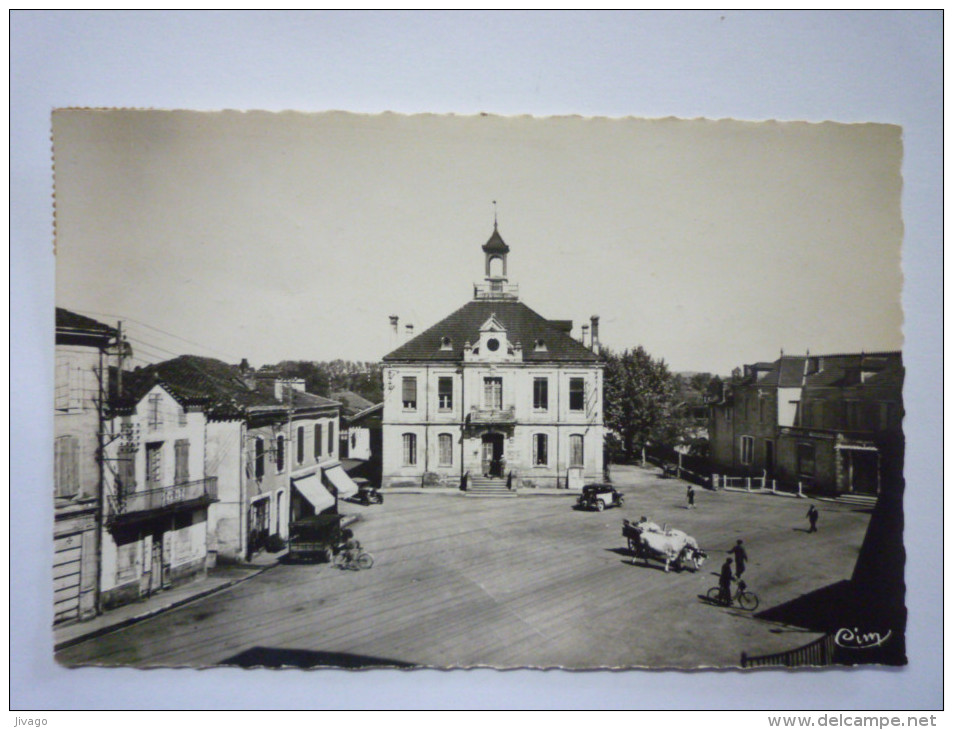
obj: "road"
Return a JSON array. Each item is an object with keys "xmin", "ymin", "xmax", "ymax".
[{"xmin": 57, "ymin": 465, "xmax": 871, "ymax": 669}]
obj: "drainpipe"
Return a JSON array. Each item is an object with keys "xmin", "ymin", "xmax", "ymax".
[
  {"xmin": 424, "ymin": 365, "xmax": 430, "ymax": 482},
  {"xmin": 459, "ymin": 366, "xmax": 466, "ymax": 489}
]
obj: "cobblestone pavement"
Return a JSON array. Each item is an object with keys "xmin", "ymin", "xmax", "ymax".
[{"xmin": 57, "ymin": 465, "xmax": 871, "ymax": 669}]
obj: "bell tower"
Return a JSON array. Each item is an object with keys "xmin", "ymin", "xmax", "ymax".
[{"xmin": 474, "ymin": 203, "xmax": 518, "ymax": 300}]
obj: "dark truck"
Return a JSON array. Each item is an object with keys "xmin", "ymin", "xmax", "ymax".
[{"xmin": 287, "ymin": 514, "xmax": 351, "ymax": 563}]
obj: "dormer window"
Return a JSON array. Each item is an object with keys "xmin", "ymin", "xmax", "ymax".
[
  {"xmin": 440, "ymin": 336, "xmax": 453, "ymax": 351},
  {"xmin": 534, "ymin": 339, "xmax": 547, "ymax": 352}
]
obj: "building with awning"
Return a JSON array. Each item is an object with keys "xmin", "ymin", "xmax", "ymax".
[
  {"xmin": 324, "ymin": 464, "xmax": 360, "ymax": 500},
  {"xmin": 291, "ymin": 473, "xmax": 335, "ymax": 517}
]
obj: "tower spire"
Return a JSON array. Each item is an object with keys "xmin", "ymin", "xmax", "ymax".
[{"xmin": 492, "ymin": 200, "xmax": 498, "ymax": 230}]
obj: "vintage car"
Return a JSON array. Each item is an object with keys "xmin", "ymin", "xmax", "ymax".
[
  {"xmin": 352, "ymin": 479, "xmax": 383, "ymax": 506},
  {"xmin": 287, "ymin": 514, "xmax": 348, "ymax": 563},
  {"xmin": 576, "ymin": 483, "xmax": 624, "ymax": 512}
]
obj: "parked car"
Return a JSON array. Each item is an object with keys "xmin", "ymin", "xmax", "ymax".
[
  {"xmin": 353, "ymin": 479, "xmax": 383, "ymax": 506},
  {"xmin": 577, "ymin": 483, "xmax": 624, "ymax": 512}
]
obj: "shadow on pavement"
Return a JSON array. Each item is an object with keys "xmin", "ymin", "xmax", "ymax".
[{"xmin": 219, "ymin": 646, "xmax": 416, "ymax": 669}]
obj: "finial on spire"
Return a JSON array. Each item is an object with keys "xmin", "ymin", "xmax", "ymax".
[{"xmin": 492, "ymin": 200, "xmax": 498, "ymax": 230}]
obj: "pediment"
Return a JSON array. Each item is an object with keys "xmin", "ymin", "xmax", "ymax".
[{"xmin": 479, "ymin": 313, "xmax": 507, "ymax": 334}]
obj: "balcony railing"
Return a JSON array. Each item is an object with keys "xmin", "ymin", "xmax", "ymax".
[
  {"xmin": 473, "ymin": 282, "xmax": 519, "ymax": 300},
  {"xmin": 111, "ymin": 477, "xmax": 218, "ymax": 521},
  {"xmin": 469, "ymin": 406, "xmax": 516, "ymax": 424}
]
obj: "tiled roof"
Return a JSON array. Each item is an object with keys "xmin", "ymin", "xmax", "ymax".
[
  {"xmin": 111, "ymin": 355, "xmax": 340, "ymax": 419},
  {"xmin": 382, "ymin": 299, "xmax": 600, "ymax": 363},
  {"xmin": 55, "ymin": 308, "xmax": 117, "ymax": 337},
  {"xmin": 291, "ymin": 390, "xmax": 341, "ymax": 410},
  {"xmin": 330, "ymin": 390, "xmax": 376, "ymax": 415}
]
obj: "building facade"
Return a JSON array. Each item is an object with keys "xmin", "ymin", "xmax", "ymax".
[
  {"xmin": 381, "ymin": 224, "xmax": 604, "ymax": 490},
  {"xmin": 102, "ymin": 382, "xmax": 217, "ymax": 609},
  {"xmin": 708, "ymin": 351, "xmax": 904, "ymax": 496},
  {"xmin": 54, "ymin": 309, "xmax": 120, "ymax": 624}
]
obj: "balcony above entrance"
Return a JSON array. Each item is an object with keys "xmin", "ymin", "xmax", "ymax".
[{"xmin": 468, "ymin": 405, "xmax": 516, "ymax": 425}]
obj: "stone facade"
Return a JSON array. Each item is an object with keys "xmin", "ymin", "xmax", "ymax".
[{"xmin": 381, "ymin": 224, "xmax": 604, "ymax": 490}]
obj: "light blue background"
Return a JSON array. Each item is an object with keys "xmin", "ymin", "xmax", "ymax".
[{"xmin": 11, "ymin": 10, "xmax": 942, "ymax": 710}]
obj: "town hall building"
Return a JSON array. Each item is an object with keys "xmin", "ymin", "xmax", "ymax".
[{"xmin": 381, "ymin": 223, "xmax": 604, "ymax": 492}]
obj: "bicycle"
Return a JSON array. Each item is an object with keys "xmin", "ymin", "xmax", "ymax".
[
  {"xmin": 706, "ymin": 579, "xmax": 759, "ymax": 611},
  {"xmin": 333, "ymin": 548, "xmax": 374, "ymax": 571}
]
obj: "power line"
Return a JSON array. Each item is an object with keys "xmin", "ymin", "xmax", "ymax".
[{"xmin": 70, "ymin": 308, "xmax": 242, "ymax": 362}]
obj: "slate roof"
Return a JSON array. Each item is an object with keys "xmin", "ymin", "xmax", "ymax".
[
  {"xmin": 382, "ymin": 299, "xmax": 600, "ymax": 363},
  {"xmin": 482, "ymin": 225, "xmax": 510, "ymax": 254}
]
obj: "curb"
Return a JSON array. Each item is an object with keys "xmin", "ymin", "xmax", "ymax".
[{"xmin": 54, "ymin": 562, "xmax": 279, "ymax": 652}]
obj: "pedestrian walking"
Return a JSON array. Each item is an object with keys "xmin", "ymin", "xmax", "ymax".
[
  {"xmin": 686, "ymin": 485, "xmax": 695, "ymax": 509},
  {"xmin": 807, "ymin": 505, "xmax": 819, "ymax": 533},
  {"xmin": 729, "ymin": 539, "xmax": 748, "ymax": 578},
  {"xmin": 719, "ymin": 558, "xmax": 734, "ymax": 605}
]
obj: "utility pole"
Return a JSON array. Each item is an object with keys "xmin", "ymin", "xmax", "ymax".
[{"xmin": 117, "ymin": 321, "xmax": 124, "ymax": 397}]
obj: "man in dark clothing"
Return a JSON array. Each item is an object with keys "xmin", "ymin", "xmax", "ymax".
[
  {"xmin": 729, "ymin": 539, "xmax": 748, "ymax": 578},
  {"xmin": 719, "ymin": 558, "xmax": 734, "ymax": 605},
  {"xmin": 686, "ymin": 485, "xmax": 695, "ymax": 509},
  {"xmin": 807, "ymin": 505, "xmax": 819, "ymax": 533}
]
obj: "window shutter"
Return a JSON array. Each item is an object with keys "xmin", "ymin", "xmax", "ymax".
[{"xmin": 174, "ymin": 439, "xmax": 190, "ymax": 483}]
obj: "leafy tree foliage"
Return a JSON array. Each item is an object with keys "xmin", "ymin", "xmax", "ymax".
[
  {"xmin": 602, "ymin": 346, "xmax": 690, "ymax": 454},
  {"xmin": 266, "ymin": 360, "xmax": 383, "ymax": 403}
]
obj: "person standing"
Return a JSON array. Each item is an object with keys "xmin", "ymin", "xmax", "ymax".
[
  {"xmin": 719, "ymin": 558, "xmax": 734, "ymax": 605},
  {"xmin": 686, "ymin": 485, "xmax": 696, "ymax": 509},
  {"xmin": 729, "ymin": 539, "xmax": 748, "ymax": 578},
  {"xmin": 807, "ymin": 505, "xmax": 819, "ymax": 533}
]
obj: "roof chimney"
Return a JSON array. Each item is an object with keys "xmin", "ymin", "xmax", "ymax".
[
  {"xmin": 581, "ymin": 324, "xmax": 590, "ymax": 348},
  {"xmin": 590, "ymin": 315, "xmax": 600, "ymax": 354},
  {"xmin": 405, "ymin": 323, "xmax": 414, "ymax": 341}
]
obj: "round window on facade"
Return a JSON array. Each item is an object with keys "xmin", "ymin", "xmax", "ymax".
[{"xmin": 486, "ymin": 338, "xmax": 500, "ymax": 352}]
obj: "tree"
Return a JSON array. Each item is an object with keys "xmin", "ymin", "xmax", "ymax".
[{"xmin": 602, "ymin": 346, "xmax": 689, "ymax": 454}]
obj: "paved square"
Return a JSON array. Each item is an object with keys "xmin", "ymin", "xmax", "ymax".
[{"xmin": 57, "ymin": 465, "xmax": 870, "ymax": 669}]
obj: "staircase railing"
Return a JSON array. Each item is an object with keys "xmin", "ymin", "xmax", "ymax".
[{"xmin": 741, "ymin": 633, "xmax": 837, "ymax": 668}]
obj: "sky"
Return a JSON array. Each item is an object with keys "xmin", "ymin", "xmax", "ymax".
[{"xmin": 53, "ymin": 110, "xmax": 903, "ymax": 375}]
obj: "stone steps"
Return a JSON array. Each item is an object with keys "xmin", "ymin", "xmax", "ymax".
[
  {"xmin": 466, "ymin": 478, "xmax": 516, "ymax": 498},
  {"xmin": 835, "ymin": 493, "xmax": 878, "ymax": 507}
]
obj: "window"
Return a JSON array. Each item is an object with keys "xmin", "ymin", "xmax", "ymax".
[
  {"xmin": 570, "ymin": 434, "xmax": 584, "ymax": 467},
  {"xmin": 146, "ymin": 442, "xmax": 163, "ymax": 489},
  {"xmin": 174, "ymin": 439, "xmax": 190, "ymax": 484},
  {"xmin": 54, "ymin": 435, "xmax": 80, "ymax": 498},
  {"xmin": 533, "ymin": 377, "xmax": 548, "ymax": 410},
  {"xmin": 328, "ymin": 421, "xmax": 335, "ymax": 455},
  {"xmin": 740, "ymin": 436, "xmax": 754, "ymax": 465},
  {"xmin": 534, "ymin": 339, "xmax": 547, "ymax": 352},
  {"xmin": 797, "ymin": 443, "xmax": 816, "ymax": 477},
  {"xmin": 440, "ymin": 336, "xmax": 453, "ymax": 351},
  {"xmin": 438, "ymin": 434, "xmax": 453, "ymax": 466},
  {"xmin": 55, "ymin": 357, "xmax": 82, "ymax": 412},
  {"xmin": 254, "ymin": 437, "xmax": 265, "ymax": 480},
  {"xmin": 117, "ymin": 449, "xmax": 136, "ymax": 499},
  {"xmin": 148, "ymin": 393, "xmax": 163, "ymax": 429},
  {"xmin": 314, "ymin": 423, "xmax": 323, "ymax": 458},
  {"xmin": 533, "ymin": 434, "xmax": 548, "ymax": 466},
  {"xmin": 486, "ymin": 337, "xmax": 500, "ymax": 352},
  {"xmin": 297, "ymin": 426, "xmax": 305, "ymax": 464},
  {"xmin": 569, "ymin": 378, "xmax": 585, "ymax": 411},
  {"xmin": 438, "ymin": 377, "xmax": 453, "ymax": 410},
  {"xmin": 402, "ymin": 433, "xmax": 417, "ymax": 466},
  {"xmin": 402, "ymin": 377, "xmax": 417, "ymax": 409},
  {"xmin": 483, "ymin": 377, "xmax": 502, "ymax": 409},
  {"xmin": 276, "ymin": 434, "xmax": 285, "ymax": 473},
  {"xmin": 351, "ymin": 432, "xmax": 357, "ymax": 448}
]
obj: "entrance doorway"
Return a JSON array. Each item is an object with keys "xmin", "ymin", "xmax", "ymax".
[
  {"xmin": 764, "ymin": 440, "xmax": 775, "ymax": 476},
  {"xmin": 846, "ymin": 449, "xmax": 880, "ymax": 495},
  {"xmin": 481, "ymin": 433, "xmax": 505, "ymax": 477}
]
